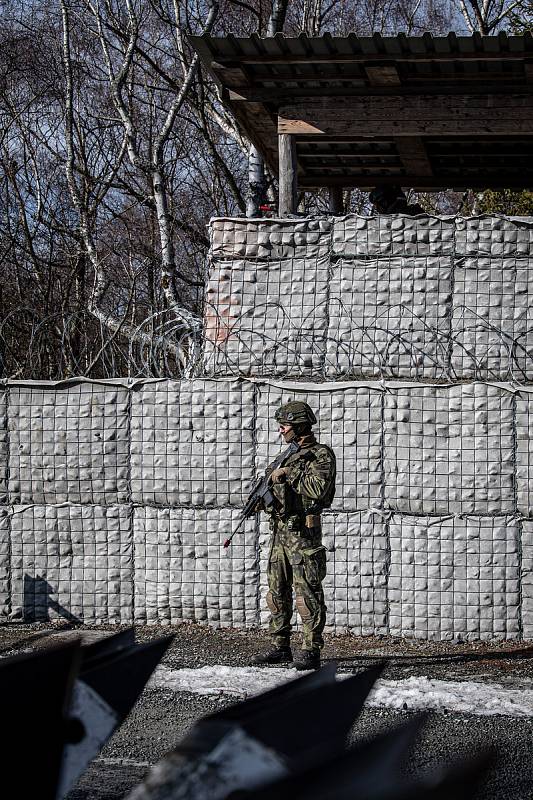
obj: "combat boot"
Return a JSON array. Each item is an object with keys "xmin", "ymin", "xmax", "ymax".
[
  {"xmin": 250, "ymin": 646, "xmax": 293, "ymax": 665},
  {"xmin": 294, "ymin": 650, "xmax": 320, "ymax": 671}
]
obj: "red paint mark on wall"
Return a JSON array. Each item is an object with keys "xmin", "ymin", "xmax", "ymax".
[{"xmin": 204, "ymin": 287, "xmax": 242, "ymax": 345}]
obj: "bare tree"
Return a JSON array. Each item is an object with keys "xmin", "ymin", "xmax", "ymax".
[
  {"xmin": 59, "ymin": 0, "xmax": 222, "ymax": 375},
  {"xmin": 1, "ymin": 0, "xmax": 502, "ymax": 379},
  {"xmin": 455, "ymin": 0, "xmax": 532, "ymax": 34},
  {"xmin": 0, "ymin": 0, "xmax": 250, "ymax": 378}
]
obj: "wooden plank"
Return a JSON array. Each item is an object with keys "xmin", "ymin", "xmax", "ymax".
[
  {"xmin": 279, "ymin": 117, "xmax": 533, "ymax": 136},
  {"xmin": 222, "ymin": 69, "xmax": 522, "ymax": 85},
  {"xmin": 395, "ymin": 137, "xmax": 433, "ymax": 176},
  {"xmin": 365, "ymin": 65, "xmax": 401, "ymax": 86},
  {"xmin": 280, "ymin": 93, "xmax": 533, "ymax": 119},
  {"xmin": 279, "ymin": 118, "xmax": 326, "ymax": 134},
  {"xmin": 226, "ymin": 81, "xmax": 533, "ymax": 104},
  {"xmin": 296, "ymin": 136, "xmax": 398, "ymax": 144},
  {"xmin": 298, "ymin": 173, "xmax": 533, "ymax": 189},
  {"xmin": 211, "ymin": 62, "xmax": 249, "ymax": 89},
  {"xmin": 435, "ymin": 151, "xmax": 533, "ymax": 158},
  {"xmin": 278, "ymin": 133, "xmax": 298, "ymax": 216},
  {"xmin": 298, "ymin": 146, "xmax": 397, "ymax": 155},
  {"xmin": 278, "ymin": 94, "xmax": 533, "ymax": 136},
  {"xmin": 298, "ymin": 154, "xmax": 399, "ymax": 162}
]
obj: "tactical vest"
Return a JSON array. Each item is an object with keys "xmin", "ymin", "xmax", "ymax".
[{"xmin": 268, "ymin": 442, "xmax": 336, "ymax": 519}]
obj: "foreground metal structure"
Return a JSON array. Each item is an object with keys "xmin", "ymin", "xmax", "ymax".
[
  {"xmin": 0, "ymin": 636, "xmax": 492, "ymax": 799},
  {"xmin": 0, "ymin": 631, "xmax": 172, "ymax": 799},
  {"xmin": 123, "ymin": 661, "xmax": 492, "ymax": 800}
]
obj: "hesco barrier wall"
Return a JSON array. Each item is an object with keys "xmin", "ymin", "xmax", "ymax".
[
  {"xmin": 1, "ymin": 374, "xmax": 533, "ymax": 640},
  {"xmin": 5, "ymin": 215, "xmax": 533, "ymax": 641},
  {"xmin": 204, "ymin": 215, "xmax": 533, "ymax": 382}
]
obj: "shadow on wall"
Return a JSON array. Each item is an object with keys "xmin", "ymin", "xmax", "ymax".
[{"xmin": 23, "ymin": 575, "xmax": 81, "ymax": 624}]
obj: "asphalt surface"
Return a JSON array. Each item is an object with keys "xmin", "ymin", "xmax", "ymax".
[{"xmin": 1, "ymin": 623, "xmax": 533, "ymax": 799}]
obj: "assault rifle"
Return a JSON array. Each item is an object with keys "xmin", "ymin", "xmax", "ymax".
[{"xmin": 223, "ymin": 440, "xmax": 300, "ymax": 548}]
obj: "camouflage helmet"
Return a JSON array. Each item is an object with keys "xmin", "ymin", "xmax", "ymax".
[{"xmin": 275, "ymin": 401, "xmax": 317, "ymax": 426}]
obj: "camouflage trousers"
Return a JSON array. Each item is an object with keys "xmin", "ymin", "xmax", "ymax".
[{"xmin": 266, "ymin": 515, "xmax": 327, "ymax": 652}]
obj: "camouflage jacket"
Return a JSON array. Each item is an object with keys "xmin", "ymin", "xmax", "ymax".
[{"xmin": 266, "ymin": 434, "xmax": 336, "ymax": 519}]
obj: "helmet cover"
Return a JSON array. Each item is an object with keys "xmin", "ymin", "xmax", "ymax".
[{"xmin": 274, "ymin": 401, "xmax": 317, "ymax": 426}]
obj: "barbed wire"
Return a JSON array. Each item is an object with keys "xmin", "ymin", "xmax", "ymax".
[
  {"xmin": 201, "ymin": 300, "xmax": 533, "ymax": 385},
  {"xmin": 2, "ymin": 302, "xmax": 533, "ymax": 384},
  {"xmin": 0, "ymin": 308, "xmax": 198, "ymax": 381}
]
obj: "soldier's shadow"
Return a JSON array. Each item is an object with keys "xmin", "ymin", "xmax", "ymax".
[{"xmin": 23, "ymin": 575, "xmax": 81, "ymax": 624}]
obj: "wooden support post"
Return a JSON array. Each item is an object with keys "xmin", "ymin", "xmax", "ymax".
[
  {"xmin": 395, "ymin": 137, "xmax": 433, "ymax": 177},
  {"xmin": 329, "ymin": 186, "xmax": 343, "ymax": 214},
  {"xmin": 278, "ymin": 133, "xmax": 298, "ymax": 216}
]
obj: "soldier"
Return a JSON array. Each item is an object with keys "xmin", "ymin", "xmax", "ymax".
[
  {"xmin": 252, "ymin": 401, "xmax": 336, "ymax": 671},
  {"xmin": 369, "ymin": 185, "xmax": 425, "ymax": 215}
]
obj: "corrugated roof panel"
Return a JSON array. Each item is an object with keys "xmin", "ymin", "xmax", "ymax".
[
  {"xmin": 484, "ymin": 36, "xmax": 503, "ymax": 54},
  {"xmin": 249, "ymin": 33, "xmax": 267, "ymax": 56},
  {"xmin": 406, "ymin": 36, "xmax": 429, "ymax": 55},
  {"xmin": 212, "ymin": 37, "xmax": 238, "ymax": 58},
  {"xmin": 446, "ymin": 32, "xmax": 459, "ymax": 53},
  {"xmin": 422, "ymin": 32, "xmax": 435, "ymax": 53},
  {"xmin": 332, "ymin": 36, "xmax": 358, "ymax": 56},
  {"xmin": 286, "ymin": 34, "xmax": 309, "ymax": 57},
  {"xmin": 323, "ymin": 32, "xmax": 340, "ymax": 53},
  {"xmin": 273, "ymin": 31, "xmax": 293, "ymax": 56},
  {"xmin": 434, "ymin": 36, "xmax": 452, "ymax": 56},
  {"xmin": 347, "ymin": 33, "xmax": 364, "ymax": 55},
  {"xmin": 226, "ymin": 33, "xmax": 245, "ymax": 56},
  {"xmin": 192, "ymin": 32, "xmax": 533, "ymax": 64},
  {"xmin": 300, "ymin": 37, "xmax": 318, "ymax": 57},
  {"xmin": 455, "ymin": 36, "xmax": 475, "ymax": 54},
  {"xmin": 498, "ymin": 31, "xmax": 510, "ymax": 52},
  {"xmin": 372, "ymin": 32, "xmax": 387, "ymax": 54},
  {"xmin": 363, "ymin": 35, "xmax": 382, "ymax": 56}
]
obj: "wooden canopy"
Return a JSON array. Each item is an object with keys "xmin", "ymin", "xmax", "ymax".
[{"xmin": 190, "ymin": 32, "xmax": 533, "ymax": 211}]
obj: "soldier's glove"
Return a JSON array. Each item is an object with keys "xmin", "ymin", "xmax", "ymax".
[{"xmin": 270, "ymin": 467, "xmax": 288, "ymax": 484}]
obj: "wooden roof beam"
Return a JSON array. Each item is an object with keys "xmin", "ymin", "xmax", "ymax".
[
  {"xmin": 211, "ymin": 62, "xmax": 249, "ymax": 89},
  {"xmin": 278, "ymin": 94, "xmax": 533, "ymax": 137},
  {"xmin": 395, "ymin": 137, "xmax": 433, "ymax": 176},
  {"xmin": 298, "ymin": 174, "xmax": 533, "ymax": 189},
  {"xmin": 364, "ymin": 64, "xmax": 401, "ymax": 86},
  {"xmin": 226, "ymin": 82, "xmax": 533, "ymax": 104}
]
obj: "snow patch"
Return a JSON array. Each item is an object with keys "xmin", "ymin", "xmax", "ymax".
[
  {"xmin": 150, "ymin": 664, "xmax": 533, "ymax": 718},
  {"xmin": 152, "ymin": 664, "xmax": 297, "ymax": 698}
]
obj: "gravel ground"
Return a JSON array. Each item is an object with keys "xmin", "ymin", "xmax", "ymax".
[{"xmin": 1, "ymin": 622, "xmax": 533, "ymax": 799}]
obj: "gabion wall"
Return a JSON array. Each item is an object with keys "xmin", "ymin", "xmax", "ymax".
[
  {"xmin": 204, "ymin": 215, "xmax": 533, "ymax": 382},
  {"xmin": 5, "ymin": 215, "xmax": 533, "ymax": 641},
  {"xmin": 1, "ymin": 373, "xmax": 533, "ymax": 640}
]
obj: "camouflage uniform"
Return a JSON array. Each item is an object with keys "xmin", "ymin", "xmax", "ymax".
[{"xmin": 265, "ymin": 433, "xmax": 336, "ymax": 653}]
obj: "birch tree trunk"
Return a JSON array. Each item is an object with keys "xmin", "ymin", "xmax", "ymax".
[
  {"xmin": 60, "ymin": 0, "xmax": 218, "ymax": 377},
  {"xmin": 267, "ymin": 0, "xmax": 290, "ymax": 34},
  {"xmin": 247, "ymin": 0, "xmax": 291, "ymax": 218},
  {"xmin": 246, "ymin": 147, "xmax": 265, "ymax": 217}
]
